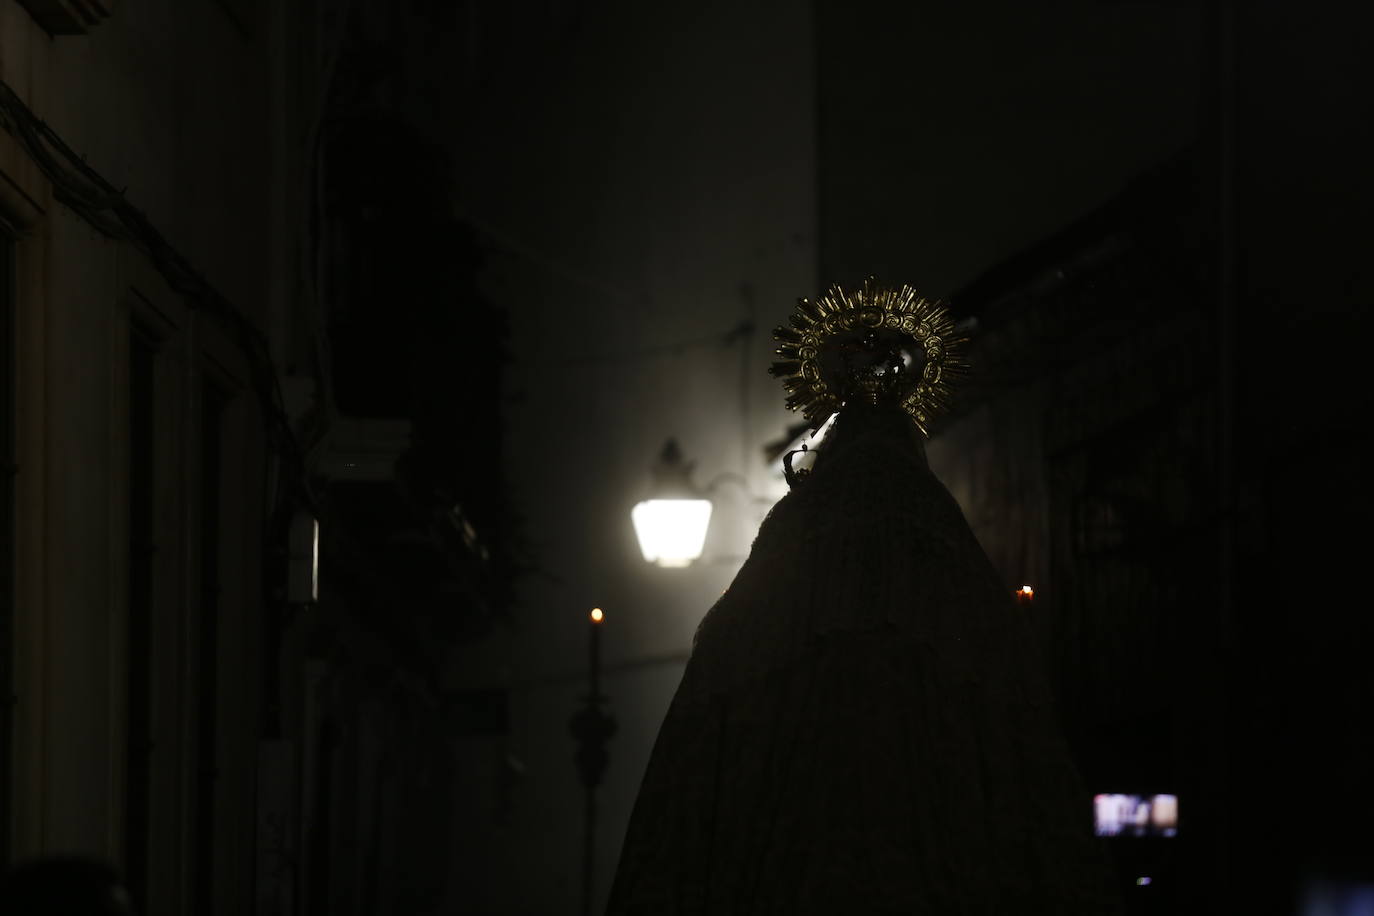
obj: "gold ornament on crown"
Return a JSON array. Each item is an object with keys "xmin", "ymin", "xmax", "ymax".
[{"xmin": 769, "ymin": 277, "xmax": 969, "ymax": 436}]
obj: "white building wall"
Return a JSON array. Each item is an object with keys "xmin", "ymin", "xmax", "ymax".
[{"xmin": 1, "ymin": 3, "xmax": 289, "ymax": 912}]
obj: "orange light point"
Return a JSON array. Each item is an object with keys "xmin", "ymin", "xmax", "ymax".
[{"xmin": 590, "ymin": 608, "xmax": 604, "ymax": 624}]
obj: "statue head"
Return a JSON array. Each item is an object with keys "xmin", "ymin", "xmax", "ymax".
[{"xmin": 769, "ymin": 277, "xmax": 969, "ymax": 436}]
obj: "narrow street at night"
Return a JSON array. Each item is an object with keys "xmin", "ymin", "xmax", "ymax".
[{"xmin": 2, "ymin": 2, "xmax": 1372, "ymax": 914}]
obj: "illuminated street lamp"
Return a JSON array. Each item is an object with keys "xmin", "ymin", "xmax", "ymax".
[{"xmin": 631, "ymin": 439, "xmax": 713, "ymax": 568}]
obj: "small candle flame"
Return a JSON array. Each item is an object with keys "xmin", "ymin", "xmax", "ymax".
[
  {"xmin": 590, "ymin": 608, "xmax": 604, "ymax": 624},
  {"xmin": 1019, "ymin": 585, "xmax": 1034, "ymax": 598}
]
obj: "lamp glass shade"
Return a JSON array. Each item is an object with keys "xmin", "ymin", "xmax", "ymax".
[{"xmin": 631, "ymin": 499, "xmax": 712, "ymax": 568}]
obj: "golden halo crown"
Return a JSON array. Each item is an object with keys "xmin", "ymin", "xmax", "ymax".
[{"xmin": 769, "ymin": 277, "xmax": 969, "ymax": 436}]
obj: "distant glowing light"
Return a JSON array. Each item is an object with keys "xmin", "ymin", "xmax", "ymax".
[
  {"xmin": 1095, "ymin": 793, "xmax": 1180, "ymax": 837},
  {"xmin": 1136, "ymin": 877, "xmax": 1152, "ymax": 886},
  {"xmin": 1019, "ymin": 585, "xmax": 1034, "ymax": 597},
  {"xmin": 289, "ymin": 511, "xmax": 320, "ymax": 603},
  {"xmin": 590, "ymin": 608, "xmax": 604, "ymax": 624}
]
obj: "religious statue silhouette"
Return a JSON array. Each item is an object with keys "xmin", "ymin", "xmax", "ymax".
[{"xmin": 606, "ymin": 280, "xmax": 1121, "ymax": 914}]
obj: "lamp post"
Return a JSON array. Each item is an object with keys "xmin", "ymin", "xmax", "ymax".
[{"xmin": 569, "ymin": 607, "xmax": 616, "ymax": 916}]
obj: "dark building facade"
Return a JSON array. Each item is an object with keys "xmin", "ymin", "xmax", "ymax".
[
  {"xmin": 927, "ymin": 156, "xmax": 1223, "ymax": 909},
  {"xmin": 821, "ymin": 3, "xmax": 1374, "ymax": 910},
  {"xmin": 2, "ymin": 2, "xmax": 515, "ymax": 914}
]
